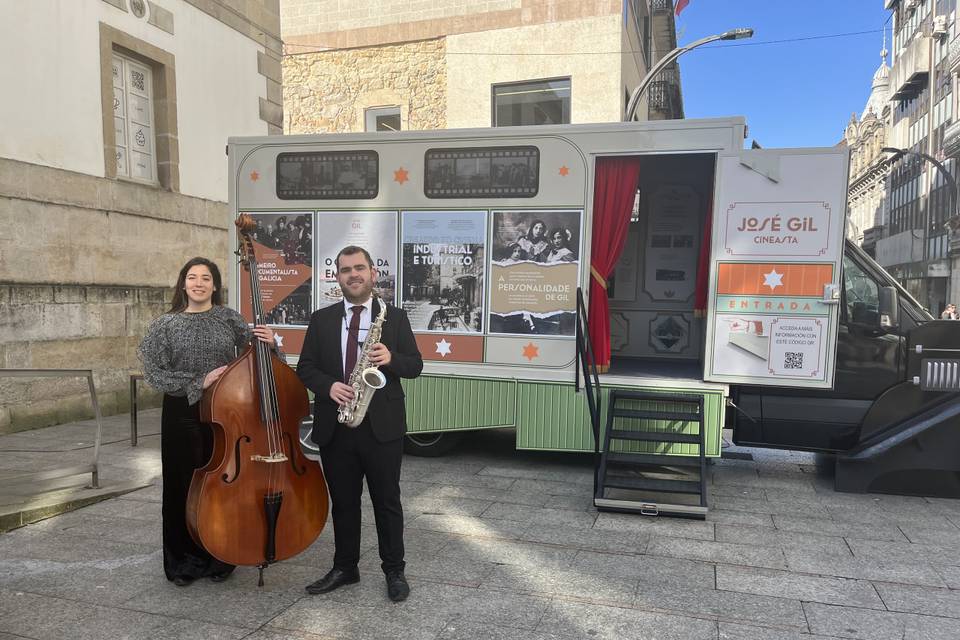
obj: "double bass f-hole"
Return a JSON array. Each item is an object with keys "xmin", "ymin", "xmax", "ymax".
[{"xmin": 222, "ymin": 434, "xmax": 252, "ymax": 483}]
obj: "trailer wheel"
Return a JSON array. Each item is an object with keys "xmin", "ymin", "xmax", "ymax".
[{"xmin": 404, "ymin": 432, "xmax": 462, "ymax": 457}]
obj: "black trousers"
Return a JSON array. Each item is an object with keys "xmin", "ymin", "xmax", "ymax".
[
  {"xmin": 320, "ymin": 418, "xmax": 405, "ymax": 574},
  {"xmin": 160, "ymin": 394, "xmax": 234, "ymax": 581}
]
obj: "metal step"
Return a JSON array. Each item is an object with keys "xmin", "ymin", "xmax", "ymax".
[
  {"xmin": 602, "ymin": 475, "xmax": 701, "ymax": 494},
  {"xmin": 605, "ymin": 451, "xmax": 703, "ymax": 467},
  {"xmin": 608, "ymin": 429, "xmax": 701, "ymax": 444},
  {"xmin": 611, "ymin": 408, "xmax": 702, "ymax": 422},
  {"xmin": 593, "ymin": 497, "xmax": 708, "ymax": 518}
]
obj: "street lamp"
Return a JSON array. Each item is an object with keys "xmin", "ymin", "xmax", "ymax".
[
  {"xmin": 882, "ymin": 145, "xmax": 959, "ymax": 229},
  {"xmin": 624, "ymin": 27, "xmax": 754, "ymax": 122}
]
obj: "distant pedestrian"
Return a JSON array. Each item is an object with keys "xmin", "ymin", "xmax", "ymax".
[{"xmin": 942, "ymin": 303, "xmax": 958, "ymax": 320}]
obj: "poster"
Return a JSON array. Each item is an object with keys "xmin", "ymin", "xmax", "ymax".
[
  {"xmin": 488, "ymin": 210, "xmax": 581, "ymax": 336},
  {"xmin": 238, "ymin": 212, "xmax": 313, "ymax": 326},
  {"xmin": 643, "ymin": 186, "xmax": 699, "ymax": 302},
  {"xmin": 315, "ymin": 211, "xmax": 397, "ymax": 309},
  {"xmin": 711, "ymin": 315, "xmax": 825, "ymax": 380},
  {"xmin": 710, "ymin": 262, "xmax": 834, "ymax": 382},
  {"xmin": 401, "ymin": 210, "xmax": 485, "ymax": 333}
]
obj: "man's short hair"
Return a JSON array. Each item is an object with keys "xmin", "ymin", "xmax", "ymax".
[{"xmin": 335, "ymin": 245, "xmax": 374, "ymax": 270}]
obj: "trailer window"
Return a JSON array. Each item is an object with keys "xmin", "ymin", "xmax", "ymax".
[
  {"xmin": 276, "ymin": 151, "xmax": 379, "ymax": 200},
  {"xmin": 424, "ymin": 146, "xmax": 539, "ymax": 198}
]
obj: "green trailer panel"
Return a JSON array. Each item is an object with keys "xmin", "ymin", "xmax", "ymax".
[{"xmin": 402, "ymin": 374, "xmax": 725, "ymax": 456}]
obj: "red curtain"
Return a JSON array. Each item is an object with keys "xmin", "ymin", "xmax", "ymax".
[
  {"xmin": 693, "ymin": 203, "xmax": 713, "ymax": 317},
  {"xmin": 588, "ymin": 157, "xmax": 642, "ymax": 372}
]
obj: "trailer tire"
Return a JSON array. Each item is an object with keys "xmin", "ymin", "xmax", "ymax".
[{"xmin": 404, "ymin": 432, "xmax": 463, "ymax": 457}]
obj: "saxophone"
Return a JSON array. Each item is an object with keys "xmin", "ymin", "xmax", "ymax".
[{"xmin": 338, "ymin": 297, "xmax": 388, "ymax": 427}]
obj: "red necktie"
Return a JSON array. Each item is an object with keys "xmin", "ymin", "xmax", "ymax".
[{"xmin": 344, "ymin": 305, "xmax": 363, "ymax": 382}]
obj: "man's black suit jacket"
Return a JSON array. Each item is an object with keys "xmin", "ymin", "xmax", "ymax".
[{"xmin": 297, "ymin": 298, "xmax": 423, "ymax": 446}]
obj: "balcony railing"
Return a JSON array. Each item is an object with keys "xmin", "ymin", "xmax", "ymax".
[
  {"xmin": 651, "ymin": 0, "xmax": 673, "ymax": 13},
  {"xmin": 891, "ymin": 35, "xmax": 931, "ymax": 100},
  {"xmin": 649, "ymin": 68, "xmax": 682, "ymax": 117}
]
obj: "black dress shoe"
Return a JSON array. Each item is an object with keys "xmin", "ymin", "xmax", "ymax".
[
  {"xmin": 385, "ymin": 571, "xmax": 409, "ymax": 602},
  {"xmin": 172, "ymin": 575, "xmax": 195, "ymax": 587},
  {"xmin": 305, "ymin": 567, "xmax": 360, "ymax": 595}
]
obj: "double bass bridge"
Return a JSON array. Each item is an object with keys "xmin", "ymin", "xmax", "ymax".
[{"xmin": 250, "ymin": 453, "xmax": 289, "ymax": 463}]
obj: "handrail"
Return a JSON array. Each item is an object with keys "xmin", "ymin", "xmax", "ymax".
[
  {"xmin": 0, "ymin": 369, "xmax": 101, "ymax": 489},
  {"xmin": 574, "ymin": 287, "xmax": 603, "ymax": 495}
]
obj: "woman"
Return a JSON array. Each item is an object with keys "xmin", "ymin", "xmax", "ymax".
[
  {"xmin": 138, "ymin": 257, "xmax": 276, "ymax": 586},
  {"xmin": 543, "ymin": 227, "xmax": 575, "ymax": 263},
  {"xmin": 516, "ymin": 219, "xmax": 548, "ymax": 260}
]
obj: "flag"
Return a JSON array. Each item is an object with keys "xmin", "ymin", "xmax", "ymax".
[{"xmin": 675, "ymin": 0, "xmax": 690, "ymax": 16}]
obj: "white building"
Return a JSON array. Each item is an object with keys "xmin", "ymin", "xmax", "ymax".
[{"xmin": 0, "ymin": 0, "xmax": 283, "ymax": 432}]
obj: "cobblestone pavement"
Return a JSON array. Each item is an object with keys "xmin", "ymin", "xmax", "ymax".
[{"xmin": 1, "ymin": 410, "xmax": 960, "ymax": 639}]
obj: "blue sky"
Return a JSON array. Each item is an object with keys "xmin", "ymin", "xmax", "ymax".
[{"xmin": 675, "ymin": 0, "xmax": 890, "ymax": 148}]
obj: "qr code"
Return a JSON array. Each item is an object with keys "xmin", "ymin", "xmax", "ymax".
[{"xmin": 783, "ymin": 352, "xmax": 804, "ymax": 370}]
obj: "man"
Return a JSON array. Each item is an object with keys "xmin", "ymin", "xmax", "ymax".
[{"xmin": 297, "ymin": 245, "xmax": 422, "ymax": 602}]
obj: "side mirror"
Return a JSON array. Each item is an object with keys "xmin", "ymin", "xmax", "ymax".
[{"xmin": 878, "ymin": 286, "xmax": 899, "ymax": 330}]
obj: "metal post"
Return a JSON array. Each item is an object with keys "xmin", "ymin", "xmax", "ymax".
[{"xmin": 129, "ymin": 374, "xmax": 140, "ymax": 447}]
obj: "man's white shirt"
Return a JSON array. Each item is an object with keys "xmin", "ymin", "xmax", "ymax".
[{"xmin": 341, "ymin": 296, "xmax": 373, "ymax": 376}]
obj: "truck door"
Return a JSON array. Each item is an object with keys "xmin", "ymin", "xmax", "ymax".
[{"xmin": 704, "ymin": 148, "xmax": 849, "ymax": 391}]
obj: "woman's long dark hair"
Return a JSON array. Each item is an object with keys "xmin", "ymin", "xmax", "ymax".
[
  {"xmin": 525, "ymin": 219, "xmax": 547, "ymax": 241},
  {"xmin": 168, "ymin": 257, "xmax": 224, "ymax": 313}
]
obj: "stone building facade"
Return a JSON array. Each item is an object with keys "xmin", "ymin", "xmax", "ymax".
[
  {"xmin": 845, "ymin": 54, "xmax": 892, "ymax": 256},
  {"xmin": 281, "ymin": 0, "xmax": 682, "ymax": 135},
  {"xmin": 0, "ymin": 0, "xmax": 282, "ymax": 433}
]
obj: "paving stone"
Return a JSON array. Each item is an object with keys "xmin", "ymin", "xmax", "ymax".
[
  {"xmin": 406, "ymin": 513, "xmax": 529, "ymax": 540},
  {"xmin": 706, "ymin": 509, "xmax": 775, "ymax": 527},
  {"xmin": 718, "ymin": 622, "xmax": 845, "ymax": 639},
  {"xmin": 825, "ymin": 505, "xmax": 959, "ymax": 529},
  {"xmin": 426, "ymin": 484, "xmax": 552, "ymax": 507},
  {"xmin": 520, "ymin": 523, "xmax": 649, "ymax": 554},
  {"xmin": 784, "ymin": 548, "xmax": 946, "ymax": 587},
  {"xmin": 542, "ymin": 494, "xmax": 596, "ymax": 510},
  {"xmin": 646, "ymin": 536, "xmax": 787, "ymax": 570},
  {"xmin": 478, "ymin": 466, "xmax": 594, "ymax": 486},
  {"xmin": 846, "ymin": 538, "xmax": 958, "ymax": 567},
  {"xmin": 437, "ymin": 620, "xmax": 578, "ymax": 640},
  {"xmin": 481, "ymin": 503, "xmax": 598, "ymax": 529},
  {"xmin": 536, "ymin": 599, "xmax": 718, "ymax": 640},
  {"xmin": 716, "ymin": 565, "xmax": 884, "ymax": 609},
  {"xmin": 400, "ymin": 580, "xmax": 551, "ymax": 630},
  {"xmin": 405, "ymin": 495, "xmax": 495, "ymax": 517},
  {"xmin": 360, "ymin": 548, "xmax": 496, "ymax": 587},
  {"xmin": 510, "ymin": 478, "xmax": 608, "ymax": 498},
  {"xmin": 715, "ymin": 524, "xmax": 852, "ymax": 556},
  {"xmin": 268, "ymin": 597, "xmax": 449, "ymax": 640},
  {"xmin": 593, "ymin": 512, "xmax": 716, "ymax": 541},
  {"xmin": 633, "ymin": 582, "xmax": 807, "ymax": 630},
  {"xmin": 934, "ymin": 564, "xmax": 960, "ymax": 589},
  {"xmin": 897, "ymin": 523, "xmax": 960, "ymax": 546},
  {"xmin": 874, "ymin": 582, "xmax": 960, "ymax": 618},
  {"xmin": 571, "ymin": 550, "xmax": 716, "ymax": 590},
  {"xmin": 440, "ymin": 537, "xmax": 577, "ymax": 569},
  {"xmin": 708, "ymin": 484, "xmax": 767, "ymax": 500},
  {"xmin": 482, "ymin": 565, "xmax": 637, "ymax": 605},
  {"xmin": 711, "ymin": 495, "xmax": 830, "ymax": 518},
  {"xmin": 772, "ymin": 514, "xmax": 909, "ymax": 542},
  {"xmin": 803, "ymin": 601, "xmax": 960, "ymax": 640}
]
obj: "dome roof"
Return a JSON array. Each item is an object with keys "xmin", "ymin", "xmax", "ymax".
[{"xmin": 861, "ymin": 51, "xmax": 890, "ymax": 121}]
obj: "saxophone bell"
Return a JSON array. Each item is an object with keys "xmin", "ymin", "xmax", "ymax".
[{"xmin": 361, "ymin": 367, "xmax": 387, "ymax": 389}]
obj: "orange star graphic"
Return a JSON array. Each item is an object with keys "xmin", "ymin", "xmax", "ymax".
[
  {"xmin": 394, "ymin": 167, "xmax": 409, "ymax": 184},
  {"xmin": 250, "ymin": 170, "xmax": 260, "ymax": 182},
  {"xmin": 558, "ymin": 166, "xmax": 570, "ymax": 177},
  {"xmin": 522, "ymin": 342, "xmax": 539, "ymax": 361}
]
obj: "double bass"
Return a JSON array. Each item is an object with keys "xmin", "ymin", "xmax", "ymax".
[{"xmin": 186, "ymin": 214, "xmax": 328, "ymax": 585}]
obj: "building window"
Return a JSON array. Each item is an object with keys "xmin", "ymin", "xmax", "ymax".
[
  {"xmin": 99, "ymin": 23, "xmax": 178, "ymax": 190},
  {"xmin": 112, "ymin": 53, "xmax": 157, "ymax": 182},
  {"xmin": 492, "ymin": 78, "xmax": 571, "ymax": 127},
  {"xmin": 365, "ymin": 106, "xmax": 401, "ymax": 132}
]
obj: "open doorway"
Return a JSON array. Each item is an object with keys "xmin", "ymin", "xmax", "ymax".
[{"xmin": 606, "ymin": 153, "xmax": 716, "ymax": 380}]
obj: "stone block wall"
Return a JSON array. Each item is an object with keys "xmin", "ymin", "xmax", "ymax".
[
  {"xmin": 283, "ymin": 39, "xmax": 446, "ymax": 133},
  {"xmin": 0, "ymin": 156, "xmax": 230, "ymax": 434}
]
